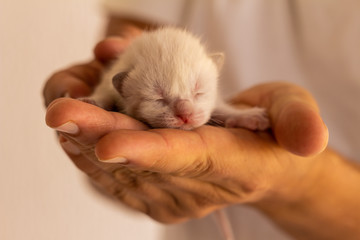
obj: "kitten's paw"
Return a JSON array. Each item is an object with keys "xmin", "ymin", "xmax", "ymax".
[{"xmin": 225, "ymin": 107, "xmax": 270, "ymax": 130}]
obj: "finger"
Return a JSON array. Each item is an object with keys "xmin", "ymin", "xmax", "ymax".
[
  {"xmin": 95, "ymin": 128, "xmax": 208, "ymax": 174},
  {"xmin": 232, "ymin": 82, "xmax": 329, "ymax": 157},
  {"xmin": 43, "ymin": 60, "xmax": 103, "ymax": 106},
  {"xmin": 59, "ymin": 133, "xmax": 151, "ymax": 213},
  {"xmin": 46, "ymin": 98, "xmax": 148, "ymax": 146},
  {"xmin": 95, "ymin": 126, "xmax": 270, "ymax": 206},
  {"xmin": 140, "ymin": 171, "xmax": 242, "ymax": 206},
  {"xmin": 111, "ymin": 168, "xmax": 191, "ymax": 223},
  {"xmin": 60, "ymin": 131, "xmax": 201, "ymax": 222},
  {"xmin": 94, "ymin": 37, "xmax": 133, "ymax": 63},
  {"xmin": 117, "ymin": 191, "xmax": 150, "ymax": 215},
  {"xmin": 95, "ymin": 126, "xmax": 264, "ymax": 179},
  {"xmin": 43, "ymin": 73, "xmax": 91, "ymax": 107},
  {"xmin": 60, "ymin": 139, "xmax": 150, "ymax": 215},
  {"xmin": 59, "ymin": 134, "xmax": 120, "ymax": 187}
]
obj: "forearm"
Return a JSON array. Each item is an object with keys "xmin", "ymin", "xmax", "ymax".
[{"xmin": 255, "ymin": 148, "xmax": 360, "ymax": 240}]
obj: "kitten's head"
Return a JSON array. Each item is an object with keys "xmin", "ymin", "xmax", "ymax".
[{"xmin": 111, "ymin": 28, "xmax": 224, "ymax": 130}]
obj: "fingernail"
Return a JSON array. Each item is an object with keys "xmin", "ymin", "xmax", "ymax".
[
  {"xmin": 60, "ymin": 139, "xmax": 81, "ymax": 155},
  {"xmin": 55, "ymin": 121, "xmax": 79, "ymax": 135},
  {"xmin": 98, "ymin": 157, "xmax": 128, "ymax": 164}
]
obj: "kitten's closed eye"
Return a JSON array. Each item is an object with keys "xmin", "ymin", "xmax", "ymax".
[
  {"xmin": 155, "ymin": 98, "xmax": 168, "ymax": 104},
  {"xmin": 194, "ymin": 92, "xmax": 205, "ymax": 100},
  {"xmin": 153, "ymin": 88, "xmax": 169, "ymax": 104},
  {"xmin": 193, "ymin": 81, "xmax": 205, "ymax": 100}
]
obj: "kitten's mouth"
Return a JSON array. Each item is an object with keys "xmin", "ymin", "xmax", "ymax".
[
  {"xmin": 148, "ymin": 112, "xmax": 208, "ymax": 130},
  {"xmin": 177, "ymin": 124, "xmax": 196, "ymax": 131},
  {"xmin": 172, "ymin": 118, "xmax": 205, "ymax": 130},
  {"xmin": 173, "ymin": 112, "xmax": 208, "ymax": 130}
]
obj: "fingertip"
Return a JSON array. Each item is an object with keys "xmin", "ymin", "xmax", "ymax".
[
  {"xmin": 46, "ymin": 98, "xmax": 149, "ymax": 146},
  {"xmin": 94, "ymin": 37, "xmax": 131, "ymax": 63},
  {"xmin": 275, "ymin": 103, "xmax": 329, "ymax": 157},
  {"xmin": 95, "ymin": 130, "xmax": 165, "ymax": 167},
  {"xmin": 45, "ymin": 98, "xmax": 104, "ymax": 129},
  {"xmin": 45, "ymin": 98, "xmax": 79, "ymax": 129}
]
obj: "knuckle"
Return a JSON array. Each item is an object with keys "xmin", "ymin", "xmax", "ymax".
[
  {"xmin": 117, "ymin": 190, "xmax": 150, "ymax": 215},
  {"xmin": 176, "ymin": 156, "xmax": 214, "ymax": 178},
  {"xmin": 192, "ymin": 195, "xmax": 214, "ymax": 209},
  {"xmin": 87, "ymin": 169, "xmax": 119, "ymax": 191},
  {"xmin": 111, "ymin": 185, "xmax": 127, "ymax": 199},
  {"xmin": 165, "ymin": 192, "xmax": 213, "ymax": 221},
  {"xmin": 43, "ymin": 72, "xmax": 66, "ymax": 105},
  {"xmin": 112, "ymin": 167, "xmax": 139, "ymax": 188},
  {"xmin": 239, "ymin": 179, "xmax": 270, "ymax": 201},
  {"xmin": 137, "ymin": 170, "xmax": 172, "ymax": 184},
  {"xmin": 215, "ymin": 178, "xmax": 269, "ymax": 203},
  {"xmin": 148, "ymin": 208, "xmax": 188, "ymax": 224}
]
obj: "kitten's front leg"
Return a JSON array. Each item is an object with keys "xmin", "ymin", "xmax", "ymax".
[
  {"xmin": 212, "ymin": 101, "xmax": 270, "ymax": 130},
  {"xmin": 78, "ymin": 82, "xmax": 120, "ymax": 110},
  {"xmin": 78, "ymin": 97, "xmax": 98, "ymax": 106}
]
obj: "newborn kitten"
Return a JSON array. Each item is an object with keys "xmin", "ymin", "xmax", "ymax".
[
  {"xmin": 83, "ymin": 27, "xmax": 270, "ymax": 131},
  {"xmin": 81, "ymin": 27, "xmax": 269, "ymax": 240}
]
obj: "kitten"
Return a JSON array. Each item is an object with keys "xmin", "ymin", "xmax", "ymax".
[
  {"xmin": 83, "ymin": 27, "xmax": 270, "ymax": 130},
  {"xmin": 81, "ymin": 27, "xmax": 270, "ymax": 240}
]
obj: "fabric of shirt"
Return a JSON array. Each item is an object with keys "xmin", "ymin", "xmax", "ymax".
[{"xmin": 103, "ymin": 0, "xmax": 360, "ymax": 239}]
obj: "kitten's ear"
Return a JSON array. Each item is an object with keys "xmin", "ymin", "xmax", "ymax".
[
  {"xmin": 112, "ymin": 72, "xmax": 128, "ymax": 96},
  {"xmin": 209, "ymin": 52, "xmax": 225, "ymax": 71}
]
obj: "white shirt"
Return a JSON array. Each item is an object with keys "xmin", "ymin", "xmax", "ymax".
[{"xmin": 103, "ymin": 0, "xmax": 360, "ymax": 239}]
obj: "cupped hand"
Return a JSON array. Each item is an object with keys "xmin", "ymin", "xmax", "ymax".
[
  {"xmin": 43, "ymin": 37, "xmax": 133, "ymax": 107},
  {"xmin": 44, "ymin": 37, "xmax": 328, "ymax": 224}
]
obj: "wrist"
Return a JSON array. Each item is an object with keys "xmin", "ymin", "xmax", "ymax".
[
  {"xmin": 257, "ymin": 149, "xmax": 332, "ymax": 205},
  {"xmin": 251, "ymin": 149, "xmax": 360, "ymax": 239}
]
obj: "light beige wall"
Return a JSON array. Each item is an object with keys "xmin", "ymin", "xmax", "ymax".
[{"xmin": 0, "ymin": 1, "xmax": 161, "ymax": 239}]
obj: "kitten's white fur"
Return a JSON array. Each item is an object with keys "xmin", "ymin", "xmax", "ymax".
[
  {"xmin": 86, "ymin": 27, "xmax": 269, "ymax": 130},
  {"xmin": 82, "ymin": 28, "xmax": 269, "ymax": 240}
]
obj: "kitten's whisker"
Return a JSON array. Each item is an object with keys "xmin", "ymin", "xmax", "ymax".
[
  {"xmin": 208, "ymin": 117, "xmax": 224, "ymax": 126},
  {"xmin": 211, "ymin": 113, "xmax": 227, "ymax": 117}
]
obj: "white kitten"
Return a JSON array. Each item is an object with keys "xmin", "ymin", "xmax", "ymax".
[
  {"xmin": 80, "ymin": 27, "xmax": 269, "ymax": 240},
  {"xmin": 84, "ymin": 27, "xmax": 269, "ymax": 131}
]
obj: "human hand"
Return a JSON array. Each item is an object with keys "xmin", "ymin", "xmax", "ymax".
[
  {"xmin": 44, "ymin": 23, "xmax": 328, "ymax": 223},
  {"xmin": 43, "ymin": 37, "xmax": 135, "ymax": 107},
  {"xmin": 46, "ymin": 69, "xmax": 328, "ymax": 224},
  {"xmin": 90, "ymin": 82, "xmax": 328, "ymax": 222}
]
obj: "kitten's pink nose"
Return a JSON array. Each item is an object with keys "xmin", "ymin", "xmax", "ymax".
[
  {"xmin": 176, "ymin": 114, "xmax": 190, "ymax": 123},
  {"xmin": 174, "ymin": 99, "xmax": 193, "ymax": 123}
]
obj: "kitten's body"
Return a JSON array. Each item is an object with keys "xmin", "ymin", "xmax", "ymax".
[
  {"xmin": 84, "ymin": 28, "xmax": 269, "ymax": 240},
  {"xmin": 87, "ymin": 27, "xmax": 269, "ymax": 131}
]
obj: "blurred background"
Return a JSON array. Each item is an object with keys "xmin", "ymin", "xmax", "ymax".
[
  {"xmin": 2, "ymin": 1, "xmax": 359, "ymax": 240},
  {"xmin": 0, "ymin": 0, "xmax": 163, "ymax": 239}
]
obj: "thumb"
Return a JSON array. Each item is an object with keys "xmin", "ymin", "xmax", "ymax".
[{"xmin": 232, "ymin": 82, "xmax": 329, "ymax": 157}]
